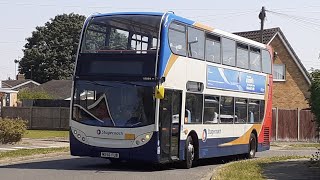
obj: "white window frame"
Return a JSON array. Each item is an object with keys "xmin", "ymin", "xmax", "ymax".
[{"xmin": 273, "ymin": 64, "xmax": 286, "ymax": 81}]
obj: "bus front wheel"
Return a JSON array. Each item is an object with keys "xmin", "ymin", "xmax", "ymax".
[
  {"xmin": 247, "ymin": 133, "xmax": 257, "ymax": 159},
  {"xmin": 182, "ymin": 136, "xmax": 194, "ymax": 169}
]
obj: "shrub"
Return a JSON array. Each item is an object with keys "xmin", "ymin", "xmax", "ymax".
[
  {"xmin": 0, "ymin": 118, "xmax": 27, "ymax": 144},
  {"xmin": 18, "ymin": 88, "xmax": 52, "ymax": 100}
]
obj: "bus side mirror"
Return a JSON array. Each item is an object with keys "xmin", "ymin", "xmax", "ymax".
[{"xmin": 155, "ymin": 85, "xmax": 165, "ymax": 99}]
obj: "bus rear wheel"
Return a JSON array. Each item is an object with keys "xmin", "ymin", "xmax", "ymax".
[
  {"xmin": 247, "ymin": 133, "xmax": 257, "ymax": 159},
  {"xmin": 182, "ymin": 136, "xmax": 194, "ymax": 169}
]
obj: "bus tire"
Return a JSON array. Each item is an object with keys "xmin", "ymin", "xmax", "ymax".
[
  {"xmin": 182, "ymin": 136, "xmax": 195, "ymax": 169},
  {"xmin": 247, "ymin": 133, "xmax": 257, "ymax": 159}
]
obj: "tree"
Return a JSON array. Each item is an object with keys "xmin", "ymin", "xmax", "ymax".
[
  {"xmin": 308, "ymin": 69, "xmax": 320, "ymax": 128},
  {"xmin": 19, "ymin": 13, "xmax": 86, "ymax": 83}
]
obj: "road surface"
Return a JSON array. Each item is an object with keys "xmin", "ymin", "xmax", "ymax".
[{"xmin": 0, "ymin": 147, "xmax": 316, "ymax": 180}]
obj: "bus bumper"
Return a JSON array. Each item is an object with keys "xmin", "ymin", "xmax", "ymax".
[{"xmin": 70, "ymin": 130, "xmax": 160, "ymax": 163}]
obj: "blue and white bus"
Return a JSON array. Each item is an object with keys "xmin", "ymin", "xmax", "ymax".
[{"xmin": 70, "ymin": 12, "xmax": 273, "ymax": 168}]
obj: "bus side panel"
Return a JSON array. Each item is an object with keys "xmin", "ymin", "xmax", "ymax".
[
  {"xmin": 70, "ymin": 130, "xmax": 160, "ymax": 163},
  {"xmin": 257, "ymin": 74, "xmax": 273, "ymax": 152},
  {"xmin": 180, "ymin": 137, "xmax": 250, "ymax": 159}
]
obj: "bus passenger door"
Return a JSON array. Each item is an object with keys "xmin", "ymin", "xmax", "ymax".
[{"xmin": 159, "ymin": 90, "xmax": 182, "ymax": 161}]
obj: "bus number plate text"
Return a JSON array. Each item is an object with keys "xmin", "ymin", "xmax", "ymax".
[{"xmin": 101, "ymin": 152, "xmax": 119, "ymax": 158}]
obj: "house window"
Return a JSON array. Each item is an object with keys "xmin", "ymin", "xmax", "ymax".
[{"xmin": 273, "ymin": 64, "xmax": 286, "ymax": 81}]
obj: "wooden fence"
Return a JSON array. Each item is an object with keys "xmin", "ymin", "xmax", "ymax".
[
  {"xmin": 1, "ymin": 107, "xmax": 319, "ymax": 141},
  {"xmin": 272, "ymin": 108, "xmax": 319, "ymax": 142},
  {"xmin": 1, "ymin": 107, "xmax": 69, "ymax": 130}
]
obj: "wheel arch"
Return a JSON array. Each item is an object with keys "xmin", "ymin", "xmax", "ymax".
[
  {"xmin": 251, "ymin": 129, "xmax": 258, "ymax": 151},
  {"xmin": 187, "ymin": 130, "xmax": 199, "ymax": 160}
]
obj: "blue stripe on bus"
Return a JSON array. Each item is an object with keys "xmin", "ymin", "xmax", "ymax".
[
  {"xmin": 158, "ymin": 13, "xmax": 195, "ymax": 78},
  {"xmin": 258, "ymin": 143, "xmax": 270, "ymax": 151},
  {"xmin": 70, "ymin": 130, "xmax": 160, "ymax": 163}
]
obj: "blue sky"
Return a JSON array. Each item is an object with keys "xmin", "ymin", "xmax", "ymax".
[{"xmin": 0, "ymin": 0, "xmax": 320, "ymax": 80}]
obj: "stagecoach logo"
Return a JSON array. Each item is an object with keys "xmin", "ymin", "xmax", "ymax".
[
  {"xmin": 96, "ymin": 129, "xmax": 124, "ymax": 136},
  {"xmin": 202, "ymin": 129, "xmax": 207, "ymax": 142}
]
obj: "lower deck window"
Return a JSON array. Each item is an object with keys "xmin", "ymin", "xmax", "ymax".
[
  {"xmin": 220, "ymin": 97, "xmax": 234, "ymax": 123},
  {"xmin": 235, "ymin": 98, "xmax": 247, "ymax": 123},
  {"xmin": 185, "ymin": 93, "xmax": 203, "ymax": 124},
  {"xmin": 249, "ymin": 100, "xmax": 260, "ymax": 123}
]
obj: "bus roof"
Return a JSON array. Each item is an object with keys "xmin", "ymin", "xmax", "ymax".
[
  {"xmin": 90, "ymin": 12, "xmax": 268, "ymax": 49},
  {"xmin": 93, "ymin": 12, "xmax": 164, "ymax": 17}
]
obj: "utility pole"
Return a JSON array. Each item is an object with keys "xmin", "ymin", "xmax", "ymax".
[
  {"xmin": 259, "ymin": 6, "xmax": 266, "ymax": 43},
  {"xmin": 14, "ymin": 57, "xmax": 20, "ymax": 79}
]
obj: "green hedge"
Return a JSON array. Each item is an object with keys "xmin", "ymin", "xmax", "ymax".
[{"xmin": 0, "ymin": 118, "xmax": 27, "ymax": 144}]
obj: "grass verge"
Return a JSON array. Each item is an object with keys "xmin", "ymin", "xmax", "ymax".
[
  {"xmin": 288, "ymin": 143, "xmax": 320, "ymax": 148},
  {"xmin": 23, "ymin": 130, "xmax": 69, "ymax": 139},
  {"xmin": 212, "ymin": 156, "xmax": 307, "ymax": 180},
  {"xmin": 0, "ymin": 147, "xmax": 69, "ymax": 160}
]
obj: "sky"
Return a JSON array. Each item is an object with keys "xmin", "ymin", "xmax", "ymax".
[{"xmin": 0, "ymin": 0, "xmax": 320, "ymax": 80}]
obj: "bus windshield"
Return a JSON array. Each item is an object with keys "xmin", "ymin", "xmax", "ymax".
[
  {"xmin": 81, "ymin": 14, "xmax": 162, "ymax": 53},
  {"xmin": 72, "ymin": 80, "xmax": 155, "ymax": 128}
]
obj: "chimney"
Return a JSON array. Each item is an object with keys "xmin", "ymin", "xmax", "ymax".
[{"xmin": 16, "ymin": 74, "xmax": 25, "ymax": 80}]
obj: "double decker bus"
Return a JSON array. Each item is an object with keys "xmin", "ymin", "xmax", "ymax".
[{"xmin": 70, "ymin": 12, "xmax": 273, "ymax": 168}]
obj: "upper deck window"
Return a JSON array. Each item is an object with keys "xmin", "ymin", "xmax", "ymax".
[
  {"xmin": 262, "ymin": 50, "xmax": 272, "ymax": 74},
  {"xmin": 205, "ymin": 34, "xmax": 221, "ymax": 63},
  {"xmin": 169, "ymin": 22, "xmax": 187, "ymax": 56},
  {"xmin": 250, "ymin": 47, "xmax": 261, "ymax": 72},
  {"xmin": 236, "ymin": 43, "xmax": 249, "ymax": 69},
  {"xmin": 80, "ymin": 15, "xmax": 161, "ymax": 53},
  {"xmin": 222, "ymin": 38, "xmax": 236, "ymax": 66},
  {"xmin": 187, "ymin": 27, "xmax": 205, "ymax": 60}
]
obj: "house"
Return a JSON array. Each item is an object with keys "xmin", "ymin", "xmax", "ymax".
[
  {"xmin": 1, "ymin": 79, "xmax": 40, "ymax": 91},
  {"xmin": 235, "ymin": 27, "xmax": 311, "ymax": 110},
  {"xmin": 0, "ymin": 89, "xmax": 18, "ymax": 107},
  {"xmin": 0, "ymin": 76, "xmax": 40, "ymax": 107}
]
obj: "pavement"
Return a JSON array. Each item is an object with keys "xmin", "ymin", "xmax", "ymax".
[
  {"xmin": 0, "ymin": 138, "xmax": 69, "ymax": 152},
  {"xmin": 263, "ymin": 159, "xmax": 320, "ymax": 180},
  {"xmin": 260, "ymin": 143, "xmax": 320, "ymax": 180}
]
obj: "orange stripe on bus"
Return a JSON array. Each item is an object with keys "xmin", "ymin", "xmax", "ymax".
[
  {"xmin": 218, "ymin": 124, "xmax": 262, "ymax": 147},
  {"xmin": 193, "ymin": 22, "xmax": 214, "ymax": 31},
  {"xmin": 164, "ymin": 54, "xmax": 179, "ymax": 77}
]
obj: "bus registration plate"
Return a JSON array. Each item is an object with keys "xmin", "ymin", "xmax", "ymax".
[{"xmin": 101, "ymin": 152, "xmax": 119, "ymax": 158}]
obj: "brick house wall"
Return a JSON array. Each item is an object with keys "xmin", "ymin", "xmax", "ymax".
[{"xmin": 270, "ymin": 36, "xmax": 310, "ymax": 109}]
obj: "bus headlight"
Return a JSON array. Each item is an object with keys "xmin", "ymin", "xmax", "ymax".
[
  {"xmin": 145, "ymin": 134, "xmax": 150, "ymax": 140},
  {"xmin": 71, "ymin": 127, "xmax": 87, "ymax": 143},
  {"xmin": 132, "ymin": 132, "xmax": 153, "ymax": 147}
]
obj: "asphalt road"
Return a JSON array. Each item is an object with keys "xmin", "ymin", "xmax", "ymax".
[{"xmin": 0, "ymin": 148, "xmax": 316, "ymax": 180}]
